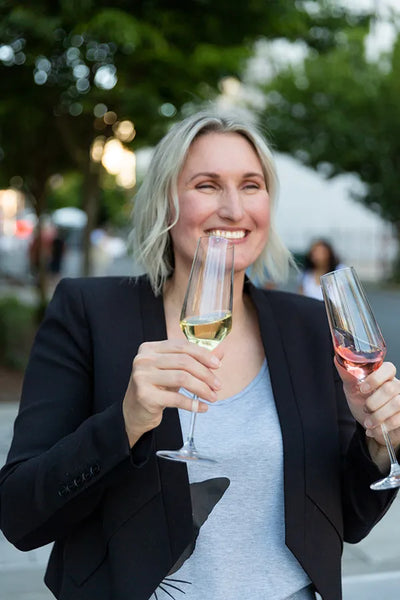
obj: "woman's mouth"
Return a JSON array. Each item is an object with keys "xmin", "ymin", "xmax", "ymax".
[{"xmin": 206, "ymin": 229, "xmax": 248, "ymax": 240}]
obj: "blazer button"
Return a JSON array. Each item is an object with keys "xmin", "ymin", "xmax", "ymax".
[{"xmin": 58, "ymin": 485, "xmax": 70, "ymax": 498}]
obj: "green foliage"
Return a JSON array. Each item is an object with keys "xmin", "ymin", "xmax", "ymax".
[
  {"xmin": 0, "ymin": 0, "xmax": 373, "ymax": 233},
  {"xmin": 0, "ymin": 297, "xmax": 36, "ymax": 370},
  {"xmin": 260, "ymin": 16, "xmax": 400, "ymax": 230},
  {"xmin": 46, "ymin": 171, "xmax": 83, "ymax": 211}
]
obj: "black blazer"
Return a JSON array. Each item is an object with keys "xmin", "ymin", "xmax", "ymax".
[{"xmin": 0, "ymin": 276, "xmax": 396, "ymax": 600}]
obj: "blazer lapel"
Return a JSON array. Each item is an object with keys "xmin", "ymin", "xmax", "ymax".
[
  {"xmin": 248, "ymin": 283, "xmax": 306, "ymax": 560},
  {"xmin": 137, "ymin": 277, "xmax": 193, "ymax": 562}
]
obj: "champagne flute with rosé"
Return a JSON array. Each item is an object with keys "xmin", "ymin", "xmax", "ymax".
[{"xmin": 321, "ymin": 266, "xmax": 400, "ymax": 490}]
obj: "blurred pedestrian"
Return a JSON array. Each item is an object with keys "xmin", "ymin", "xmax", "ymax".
[
  {"xmin": 28, "ymin": 218, "xmax": 56, "ymax": 278},
  {"xmin": 48, "ymin": 227, "xmax": 66, "ymax": 283},
  {"xmin": 299, "ymin": 239, "xmax": 343, "ymax": 300}
]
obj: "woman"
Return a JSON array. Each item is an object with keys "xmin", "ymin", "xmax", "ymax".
[
  {"xmin": 299, "ymin": 239, "xmax": 343, "ymax": 300},
  {"xmin": 1, "ymin": 109, "xmax": 400, "ymax": 600}
]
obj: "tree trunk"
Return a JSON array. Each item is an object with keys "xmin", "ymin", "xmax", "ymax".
[
  {"xmin": 82, "ymin": 160, "xmax": 101, "ymax": 276},
  {"xmin": 31, "ymin": 187, "xmax": 49, "ymax": 321}
]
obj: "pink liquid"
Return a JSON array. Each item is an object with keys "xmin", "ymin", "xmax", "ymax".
[{"xmin": 335, "ymin": 343, "xmax": 385, "ymax": 380}]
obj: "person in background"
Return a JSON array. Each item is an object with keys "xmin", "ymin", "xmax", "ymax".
[
  {"xmin": 1, "ymin": 109, "xmax": 400, "ymax": 600},
  {"xmin": 299, "ymin": 238, "xmax": 343, "ymax": 300},
  {"xmin": 28, "ymin": 218, "xmax": 56, "ymax": 279},
  {"xmin": 48, "ymin": 226, "xmax": 66, "ymax": 285}
]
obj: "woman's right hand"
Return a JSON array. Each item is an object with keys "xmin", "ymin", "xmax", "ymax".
[{"xmin": 122, "ymin": 340, "xmax": 223, "ymax": 447}]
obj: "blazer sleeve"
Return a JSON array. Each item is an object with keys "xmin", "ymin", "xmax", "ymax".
[
  {"xmin": 335, "ymin": 368, "xmax": 398, "ymax": 543},
  {"xmin": 267, "ymin": 287, "xmax": 397, "ymax": 544},
  {"xmin": 0, "ymin": 278, "xmax": 153, "ymax": 551},
  {"xmin": 307, "ymin": 295, "xmax": 398, "ymax": 543}
]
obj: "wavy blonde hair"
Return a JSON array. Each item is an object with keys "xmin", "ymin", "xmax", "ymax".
[{"xmin": 132, "ymin": 108, "xmax": 293, "ymax": 295}]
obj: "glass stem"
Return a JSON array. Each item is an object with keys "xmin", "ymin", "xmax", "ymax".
[
  {"xmin": 184, "ymin": 395, "xmax": 198, "ymax": 448},
  {"xmin": 380, "ymin": 423, "xmax": 400, "ymax": 471},
  {"xmin": 360, "ymin": 375, "xmax": 400, "ymax": 472}
]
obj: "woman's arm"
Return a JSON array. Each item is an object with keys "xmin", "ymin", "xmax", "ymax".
[
  {"xmin": 335, "ymin": 367, "xmax": 398, "ymax": 543},
  {"xmin": 0, "ymin": 280, "xmax": 137, "ymax": 549},
  {"xmin": 0, "ymin": 278, "xmax": 222, "ymax": 551}
]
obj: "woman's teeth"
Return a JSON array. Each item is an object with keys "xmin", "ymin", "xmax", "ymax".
[{"xmin": 207, "ymin": 230, "xmax": 246, "ymax": 239}]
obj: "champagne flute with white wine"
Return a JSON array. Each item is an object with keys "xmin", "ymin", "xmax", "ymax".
[
  {"xmin": 321, "ymin": 266, "xmax": 400, "ymax": 490},
  {"xmin": 157, "ymin": 235, "xmax": 234, "ymax": 463}
]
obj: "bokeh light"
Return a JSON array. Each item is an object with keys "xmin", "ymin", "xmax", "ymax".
[
  {"xmin": 113, "ymin": 120, "xmax": 136, "ymax": 142},
  {"xmin": 94, "ymin": 65, "xmax": 117, "ymax": 90}
]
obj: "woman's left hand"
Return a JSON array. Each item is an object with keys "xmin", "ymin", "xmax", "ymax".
[{"xmin": 336, "ymin": 359, "xmax": 400, "ymax": 468}]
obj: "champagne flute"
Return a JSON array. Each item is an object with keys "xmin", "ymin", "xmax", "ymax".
[
  {"xmin": 157, "ymin": 235, "xmax": 234, "ymax": 463},
  {"xmin": 320, "ymin": 266, "xmax": 400, "ymax": 491}
]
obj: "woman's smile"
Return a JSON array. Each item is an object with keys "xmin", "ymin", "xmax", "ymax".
[{"xmin": 170, "ymin": 131, "xmax": 271, "ymax": 275}]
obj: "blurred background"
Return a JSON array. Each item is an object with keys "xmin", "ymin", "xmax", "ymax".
[
  {"xmin": 3, "ymin": 0, "xmax": 400, "ymax": 391},
  {"xmin": 2, "ymin": 3, "xmax": 400, "ymax": 599},
  {"xmin": 1, "ymin": 0, "xmax": 400, "ymax": 381}
]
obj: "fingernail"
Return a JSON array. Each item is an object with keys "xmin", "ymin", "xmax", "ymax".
[
  {"xmin": 365, "ymin": 429, "xmax": 373, "ymax": 437},
  {"xmin": 360, "ymin": 382, "xmax": 371, "ymax": 393},
  {"xmin": 213, "ymin": 378, "xmax": 222, "ymax": 390},
  {"xmin": 210, "ymin": 356, "xmax": 221, "ymax": 367},
  {"xmin": 364, "ymin": 418, "xmax": 373, "ymax": 429}
]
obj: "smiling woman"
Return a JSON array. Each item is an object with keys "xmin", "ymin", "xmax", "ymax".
[
  {"xmin": 169, "ymin": 131, "xmax": 271, "ymax": 277},
  {"xmin": 1, "ymin": 107, "xmax": 400, "ymax": 600},
  {"xmin": 132, "ymin": 110, "xmax": 293, "ymax": 296}
]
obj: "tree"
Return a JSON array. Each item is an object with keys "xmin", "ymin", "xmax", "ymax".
[
  {"xmin": 257, "ymin": 9, "xmax": 400, "ymax": 276},
  {"xmin": 0, "ymin": 0, "xmax": 372, "ymax": 304}
]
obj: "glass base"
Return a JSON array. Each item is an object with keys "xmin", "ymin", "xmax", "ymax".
[
  {"xmin": 370, "ymin": 472, "xmax": 400, "ymax": 491},
  {"xmin": 156, "ymin": 446, "xmax": 217, "ymax": 464}
]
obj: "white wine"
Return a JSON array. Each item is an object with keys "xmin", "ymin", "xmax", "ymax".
[{"xmin": 180, "ymin": 310, "xmax": 232, "ymax": 350}]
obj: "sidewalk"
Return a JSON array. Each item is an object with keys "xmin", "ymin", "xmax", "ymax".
[
  {"xmin": 1, "ymin": 400, "xmax": 400, "ymax": 599},
  {"xmin": 0, "ymin": 402, "xmax": 53, "ymax": 600}
]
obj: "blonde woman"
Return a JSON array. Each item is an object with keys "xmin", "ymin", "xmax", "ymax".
[{"xmin": 1, "ymin": 109, "xmax": 399, "ymax": 600}]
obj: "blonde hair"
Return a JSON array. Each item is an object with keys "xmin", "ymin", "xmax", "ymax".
[{"xmin": 132, "ymin": 108, "xmax": 293, "ymax": 295}]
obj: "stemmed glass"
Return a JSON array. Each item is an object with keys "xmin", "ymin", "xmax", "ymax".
[
  {"xmin": 321, "ymin": 266, "xmax": 400, "ymax": 490},
  {"xmin": 156, "ymin": 235, "xmax": 234, "ymax": 463}
]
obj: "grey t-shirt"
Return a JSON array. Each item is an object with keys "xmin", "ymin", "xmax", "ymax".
[{"xmin": 152, "ymin": 360, "xmax": 313, "ymax": 600}]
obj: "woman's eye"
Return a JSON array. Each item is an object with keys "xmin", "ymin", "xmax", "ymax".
[
  {"xmin": 196, "ymin": 183, "xmax": 216, "ymax": 190},
  {"xmin": 243, "ymin": 182, "xmax": 260, "ymax": 190}
]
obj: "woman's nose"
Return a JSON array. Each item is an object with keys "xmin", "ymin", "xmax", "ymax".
[{"xmin": 218, "ymin": 187, "xmax": 244, "ymax": 221}]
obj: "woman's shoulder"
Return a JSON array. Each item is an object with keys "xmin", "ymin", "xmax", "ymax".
[
  {"xmin": 250, "ymin": 286, "xmax": 331, "ymax": 348},
  {"xmin": 253, "ymin": 285, "xmax": 326, "ymax": 321},
  {"xmin": 268, "ymin": 287, "xmax": 324, "ymax": 309},
  {"xmin": 56, "ymin": 274, "xmax": 149, "ymax": 295},
  {"xmin": 49, "ymin": 275, "xmax": 153, "ymax": 315}
]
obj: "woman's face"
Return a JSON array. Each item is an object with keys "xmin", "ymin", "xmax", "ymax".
[
  {"xmin": 170, "ymin": 131, "xmax": 271, "ymax": 275},
  {"xmin": 310, "ymin": 243, "xmax": 330, "ymax": 268}
]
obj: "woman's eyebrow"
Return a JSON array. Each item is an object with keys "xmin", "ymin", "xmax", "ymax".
[
  {"xmin": 188, "ymin": 171, "xmax": 220, "ymax": 182},
  {"xmin": 188, "ymin": 171, "xmax": 264, "ymax": 182}
]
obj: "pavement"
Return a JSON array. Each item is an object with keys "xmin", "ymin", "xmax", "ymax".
[{"xmin": 1, "ymin": 279, "xmax": 400, "ymax": 598}]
